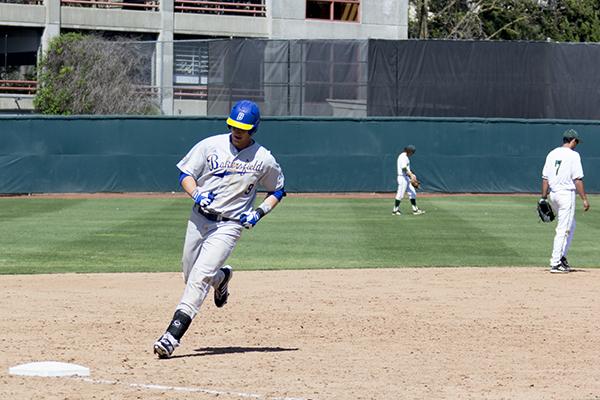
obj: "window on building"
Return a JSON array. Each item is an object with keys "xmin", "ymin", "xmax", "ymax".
[
  {"xmin": 174, "ymin": 41, "xmax": 208, "ymax": 85},
  {"xmin": 306, "ymin": 0, "xmax": 359, "ymax": 22}
]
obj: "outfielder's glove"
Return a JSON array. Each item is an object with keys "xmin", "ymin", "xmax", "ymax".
[
  {"xmin": 410, "ymin": 176, "xmax": 420, "ymax": 189},
  {"xmin": 192, "ymin": 188, "xmax": 216, "ymax": 207},
  {"xmin": 537, "ymin": 198, "xmax": 555, "ymax": 223}
]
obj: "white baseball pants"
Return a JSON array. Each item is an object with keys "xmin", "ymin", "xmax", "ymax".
[
  {"xmin": 395, "ymin": 175, "xmax": 416, "ymax": 201},
  {"xmin": 177, "ymin": 208, "xmax": 242, "ymax": 319},
  {"xmin": 549, "ymin": 190, "xmax": 576, "ymax": 266}
]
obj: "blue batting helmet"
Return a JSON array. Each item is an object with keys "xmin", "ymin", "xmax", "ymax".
[{"xmin": 226, "ymin": 100, "xmax": 261, "ymax": 134}]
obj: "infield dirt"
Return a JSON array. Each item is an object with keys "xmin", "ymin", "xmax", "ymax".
[{"xmin": 1, "ymin": 268, "xmax": 599, "ymax": 400}]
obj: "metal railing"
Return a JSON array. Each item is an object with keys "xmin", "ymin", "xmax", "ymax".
[
  {"xmin": 0, "ymin": 81, "xmax": 213, "ymax": 101},
  {"xmin": 60, "ymin": 0, "xmax": 159, "ymax": 10},
  {"xmin": 174, "ymin": 85, "xmax": 207, "ymax": 100},
  {"xmin": 0, "ymin": 80, "xmax": 37, "ymax": 95},
  {"xmin": 57, "ymin": 0, "xmax": 266, "ymax": 14},
  {"xmin": 174, "ymin": 0, "xmax": 266, "ymax": 16},
  {"xmin": 138, "ymin": 84, "xmax": 208, "ymax": 100},
  {"xmin": 0, "ymin": 0, "xmax": 43, "ymax": 4}
]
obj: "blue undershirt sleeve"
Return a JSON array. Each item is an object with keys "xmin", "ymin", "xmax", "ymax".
[
  {"xmin": 268, "ymin": 188, "xmax": 286, "ymax": 201},
  {"xmin": 179, "ymin": 171, "xmax": 191, "ymax": 185}
]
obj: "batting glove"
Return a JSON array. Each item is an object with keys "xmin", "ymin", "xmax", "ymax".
[
  {"xmin": 192, "ymin": 188, "xmax": 216, "ymax": 207},
  {"xmin": 239, "ymin": 209, "xmax": 263, "ymax": 229}
]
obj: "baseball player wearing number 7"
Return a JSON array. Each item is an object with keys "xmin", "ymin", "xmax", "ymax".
[
  {"xmin": 392, "ymin": 144, "xmax": 425, "ymax": 216},
  {"xmin": 153, "ymin": 100, "xmax": 285, "ymax": 358},
  {"xmin": 541, "ymin": 129, "xmax": 590, "ymax": 274}
]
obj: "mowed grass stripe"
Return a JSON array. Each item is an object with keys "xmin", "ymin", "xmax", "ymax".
[
  {"xmin": 53, "ymin": 199, "xmax": 188, "ymax": 272},
  {"xmin": 1, "ymin": 195, "xmax": 598, "ymax": 274},
  {"xmin": 233, "ymin": 199, "xmax": 368, "ymax": 269},
  {"xmin": 560, "ymin": 206, "xmax": 599, "ymax": 265},
  {"xmin": 423, "ymin": 196, "xmax": 547, "ymax": 266},
  {"xmin": 234, "ymin": 195, "xmax": 598, "ymax": 269},
  {"xmin": 0, "ymin": 198, "xmax": 187, "ymax": 273}
]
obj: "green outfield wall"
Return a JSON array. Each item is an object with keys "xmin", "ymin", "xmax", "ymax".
[{"xmin": 0, "ymin": 116, "xmax": 598, "ymax": 193}]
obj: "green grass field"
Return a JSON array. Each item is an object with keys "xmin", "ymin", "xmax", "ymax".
[{"xmin": 0, "ymin": 195, "xmax": 598, "ymax": 274}]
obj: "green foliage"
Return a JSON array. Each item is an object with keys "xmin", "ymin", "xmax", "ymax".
[
  {"xmin": 34, "ymin": 33, "xmax": 84, "ymax": 115},
  {"xmin": 542, "ymin": 0, "xmax": 600, "ymax": 42},
  {"xmin": 478, "ymin": 1, "xmax": 544, "ymax": 41},
  {"xmin": 0, "ymin": 196, "xmax": 598, "ymax": 274},
  {"xmin": 409, "ymin": 0, "xmax": 600, "ymax": 41},
  {"xmin": 34, "ymin": 33, "xmax": 159, "ymax": 115},
  {"xmin": 427, "ymin": 0, "xmax": 479, "ymax": 39}
]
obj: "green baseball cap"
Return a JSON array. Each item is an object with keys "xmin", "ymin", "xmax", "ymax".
[{"xmin": 563, "ymin": 129, "xmax": 581, "ymax": 142}]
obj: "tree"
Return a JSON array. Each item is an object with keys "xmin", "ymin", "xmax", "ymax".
[
  {"xmin": 408, "ymin": 0, "xmax": 600, "ymax": 42},
  {"xmin": 34, "ymin": 33, "xmax": 159, "ymax": 115},
  {"xmin": 540, "ymin": 0, "xmax": 600, "ymax": 42},
  {"xmin": 416, "ymin": 0, "xmax": 429, "ymax": 39},
  {"xmin": 478, "ymin": 0, "xmax": 544, "ymax": 41}
]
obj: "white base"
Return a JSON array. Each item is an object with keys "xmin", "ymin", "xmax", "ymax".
[{"xmin": 9, "ymin": 361, "xmax": 90, "ymax": 377}]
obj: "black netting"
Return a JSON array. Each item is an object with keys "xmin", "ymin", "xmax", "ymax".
[
  {"xmin": 207, "ymin": 39, "xmax": 368, "ymax": 117},
  {"xmin": 368, "ymin": 39, "xmax": 600, "ymax": 119},
  {"xmin": 204, "ymin": 38, "xmax": 600, "ymax": 119}
]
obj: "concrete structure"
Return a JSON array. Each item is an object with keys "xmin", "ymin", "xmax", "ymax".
[
  {"xmin": 270, "ymin": 1, "xmax": 406, "ymax": 40},
  {"xmin": 1, "ymin": 0, "xmax": 408, "ymax": 114},
  {"xmin": 0, "ymin": 94, "xmax": 34, "ymax": 114}
]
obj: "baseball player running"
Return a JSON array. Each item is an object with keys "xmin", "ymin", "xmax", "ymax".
[
  {"xmin": 153, "ymin": 100, "xmax": 285, "ymax": 358},
  {"xmin": 392, "ymin": 144, "xmax": 425, "ymax": 216},
  {"xmin": 541, "ymin": 129, "xmax": 590, "ymax": 273}
]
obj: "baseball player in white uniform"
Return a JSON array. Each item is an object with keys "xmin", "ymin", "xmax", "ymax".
[
  {"xmin": 153, "ymin": 100, "xmax": 285, "ymax": 358},
  {"xmin": 393, "ymin": 145, "xmax": 425, "ymax": 216},
  {"xmin": 541, "ymin": 129, "xmax": 590, "ymax": 273}
]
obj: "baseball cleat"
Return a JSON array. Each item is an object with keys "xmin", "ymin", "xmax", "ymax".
[
  {"xmin": 153, "ymin": 333, "xmax": 179, "ymax": 359},
  {"xmin": 550, "ymin": 264, "xmax": 569, "ymax": 274},
  {"xmin": 560, "ymin": 256, "xmax": 571, "ymax": 272},
  {"xmin": 214, "ymin": 265, "xmax": 233, "ymax": 308},
  {"xmin": 412, "ymin": 209, "xmax": 425, "ymax": 215},
  {"xmin": 392, "ymin": 210, "xmax": 402, "ymax": 216}
]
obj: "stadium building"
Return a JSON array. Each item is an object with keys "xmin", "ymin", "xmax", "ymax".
[{"xmin": 0, "ymin": 0, "xmax": 408, "ymax": 114}]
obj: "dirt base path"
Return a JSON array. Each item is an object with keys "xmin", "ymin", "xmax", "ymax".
[{"xmin": 1, "ymin": 268, "xmax": 599, "ymax": 400}]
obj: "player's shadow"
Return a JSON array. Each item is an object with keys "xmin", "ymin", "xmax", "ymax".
[{"xmin": 167, "ymin": 346, "xmax": 298, "ymax": 359}]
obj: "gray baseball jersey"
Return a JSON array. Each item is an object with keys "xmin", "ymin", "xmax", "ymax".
[
  {"xmin": 177, "ymin": 133, "xmax": 285, "ymax": 218},
  {"xmin": 174, "ymin": 132, "xmax": 285, "ymax": 319}
]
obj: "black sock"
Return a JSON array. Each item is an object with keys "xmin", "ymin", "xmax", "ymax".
[
  {"xmin": 166, "ymin": 310, "xmax": 192, "ymax": 341},
  {"xmin": 394, "ymin": 199, "xmax": 401, "ymax": 208},
  {"xmin": 410, "ymin": 199, "xmax": 417, "ymax": 207}
]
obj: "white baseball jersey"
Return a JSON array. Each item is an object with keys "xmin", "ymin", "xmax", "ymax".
[
  {"xmin": 397, "ymin": 152, "xmax": 411, "ymax": 177},
  {"xmin": 177, "ymin": 133, "xmax": 285, "ymax": 218},
  {"xmin": 542, "ymin": 147, "xmax": 584, "ymax": 192}
]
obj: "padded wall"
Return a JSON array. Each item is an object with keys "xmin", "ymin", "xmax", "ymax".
[{"xmin": 0, "ymin": 116, "xmax": 598, "ymax": 193}]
